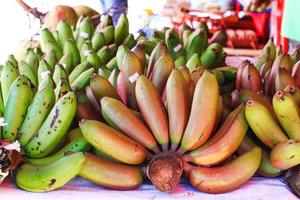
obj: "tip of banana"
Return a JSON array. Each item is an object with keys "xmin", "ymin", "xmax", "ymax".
[
  {"xmin": 285, "ymin": 85, "xmax": 295, "ymax": 93},
  {"xmin": 275, "ymin": 90, "xmax": 284, "ymax": 99},
  {"xmin": 79, "ymin": 119, "xmax": 86, "ymax": 126},
  {"xmin": 246, "ymin": 99, "xmax": 255, "ymax": 107}
]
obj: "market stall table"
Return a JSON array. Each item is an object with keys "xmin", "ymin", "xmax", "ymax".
[{"xmin": 0, "ymin": 177, "xmax": 297, "ymax": 200}]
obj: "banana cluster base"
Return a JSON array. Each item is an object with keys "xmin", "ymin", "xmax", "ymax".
[{"xmin": 0, "ymin": 177, "xmax": 296, "ymax": 200}]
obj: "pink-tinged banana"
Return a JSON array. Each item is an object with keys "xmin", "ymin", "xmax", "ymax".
[
  {"xmin": 147, "ymin": 42, "xmax": 169, "ymax": 77},
  {"xmin": 44, "ymin": 49, "xmax": 58, "ymax": 72},
  {"xmin": 76, "ymin": 17, "xmax": 94, "ymax": 50},
  {"xmin": 16, "ymin": 152, "xmax": 85, "ymax": 192},
  {"xmin": 185, "ymin": 147, "xmax": 261, "ymax": 194},
  {"xmin": 53, "ymin": 64, "xmax": 68, "ymax": 86},
  {"xmin": 200, "ymin": 43, "xmax": 224, "ymax": 68},
  {"xmin": 270, "ymin": 140, "xmax": 300, "ymax": 170},
  {"xmin": 71, "ymin": 68, "xmax": 94, "ymax": 91},
  {"xmin": 101, "ymin": 97, "xmax": 160, "ymax": 153},
  {"xmin": 116, "ymin": 71, "xmax": 127, "ymax": 104},
  {"xmin": 237, "ymin": 135, "xmax": 281, "ymax": 177},
  {"xmin": 114, "ymin": 13, "xmax": 129, "ymax": 45},
  {"xmin": 54, "ymin": 78, "xmax": 71, "ymax": 100},
  {"xmin": 24, "ymin": 92, "xmax": 77, "ymax": 158},
  {"xmin": 59, "ymin": 53, "xmax": 73, "ymax": 74},
  {"xmin": 120, "ymin": 51, "xmax": 144, "ymax": 110},
  {"xmin": 108, "ymin": 68, "xmax": 119, "ymax": 88},
  {"xmin": 80, "ymin": 153, "xmax": 143, "ymax": 190},
  {"xmin": 75, "ymin": 89, "xmax": 102, "ymax": 121},
  {"xmin": 275, "ymin": 68, "xmax": 296, "ymax": 91},
  {"xmin": 132, "ymin": 43, "xmax": 146, "ymax": 68},
  {"xmin": 56, "ymin": 20, "xmax": 74, "ymax": 47},
  {"xmin": 166, "ymin": 69, "xmax": 189, "ymax": 151},
  {"xmin": 123, "ymin": 33, "xmax": 137, "ymax": 49},
  {"xmin": 284, "ymin": 85, "xmax": 300, "ymax": 106},
  {"xmin": 63, "ymin": 39, "xmax": 80, "ymax": 66},
  {"xmin": 149, "ymin": 53, "xmax": 175, "ymax": 94},
  {"xmin": 245, "ymin": 99, "xmax": 288, "ymax": 148},
  {"xmin": 116, "ymin": 45, "xmax": 129, "ymax": 70},
  {"xmin": 135, "ymin": 75, "xmax": 169, "ymax": 151},
  {"xmin": 25, "ymin": 138, "xmax": 90, "ymax": 166},
  {"xmin": 37, "ymin": 59, "xmax": 51, "ymax": 85},
  {"xmin": 273, "ymin": 90, "xmax": 300, "ymax": 140},
  {"xmin": 292, "ymin": 60, "xmax": 300, "ymax": 88},
  {"xmin": 69, "ymin": 61, "xmax": 89, "ymax": 84},
  {"xmin": 18, "ymin": 61, "xmax": 38, "ymax": 90},
  {"xmin": 241, "ymin": 62, "xmax": 263, "ymax": 93},
  {"xmin": 183, "ymin": 105, "xmax": 247, "ymax": 166},
  {"xmin": 92, "ymin": 30, "xmax": 106, "ymax": 51},
  {"xmin": 18, "ymin": 84, "xmax": 55, "ymax": 146},
  {"xmin": 1, "ymin": 61, "xmax": 19, "ymax": 106},
  {"xmin": 90, "ymin": 73, "xmax": 120, "ymax": 103},
  {"xmin": 186, "ymin": 28, "xmax": 207, "ymax": 59},
  {"xmin": 235, "ymin": 60, "xmax": 250, "ymax": 90},
  {"xmin": 2, "ymin": 76, "xmax": 31, "ymax": 141},
  {"xmin": 102, "ymin": 25, "xmax": 114, "ymax": 45},
  {"xmin": 178, "ymin": 70, "xmax": 219, "ymax": 154},
  {"xmin": 260, "ymin": 61, "xmax": 273, "ymax": 78},
  {"xmin": 80, "ymin": 120, "xmax": 147, "ymax": 165}
]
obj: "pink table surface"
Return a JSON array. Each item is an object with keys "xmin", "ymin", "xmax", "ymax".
[{"xmin": 0, "ymin": 177, "xmax": 297, "ymax": 200}]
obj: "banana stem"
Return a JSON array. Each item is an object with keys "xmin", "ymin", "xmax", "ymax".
[{"xmin": 15, "ymin": 0, "xmax": 45, "ymax": 22}]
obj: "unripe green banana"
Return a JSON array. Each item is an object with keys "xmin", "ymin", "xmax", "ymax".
[
  {"xmin": 71, "ymin": 68, "xmax": 94, "ymax": 91},
  {"xmin": 106, "ymin": 57, "xmax": 117, "ymax": 71},
  {"xmin": 80, "ymin": 41, "xmax": 93, "ymax": 62},
  {"xmin": 186, "ymin": 28, "xmax": 207, "ymax": 59},
  {"xmin": 59, "ymin": 53, "xmax": 73, "ymax": 74},
  {"xmin": 57, "ymin": 20, "xmax": 74, "ymax": 47},
  {"xmin": 98, "ymin": 14, "xmax": 113, "ymax": 29},
  {"xmin": 2, "ymin": 76, "xmax": 31, "ymax": 142},
  {"xmin": 18, "ymin": 84, "xmax": 55, "ymax": 146},
  {"xmin": 96, "ymin": 46, "xmax": 110, "ymax": 65},
  {"xmin": 18, "ymin": 60, "xmax": 38, "ymax": 90},
  {"xmin": 79, "ymin": 153, "xmax": 143, "ymax": 190},
  {"xmin": 44, "ymin": 41, "xmax": 63, "ymax": 60},
  {"xmin": 102, "ymin": 25, "xmax": 114, "ymax": 45},
  {"xmin": 38, "ymin": 73, "xmax": 54, "ymax": 90},
  {"xmin": 186, "ymin": 53, "xmax": 201, "ymax": 71},
  {"xmin": 116, "ymin": 45, "xmax": 129, "ymax": 70},
  {"xmin": 16, "ymin": 152, "xmax": 85, "ymax": 192},
  {"xmin": 245, "ymin": 99, "xmax": 288, "ymax": 148},
  {"xmin": 53, "ymin": 64, "xmax": 68, "ymax": 86},
  {"xmin": 255, "ymin": 38, "xmax": 276, "ymax": 69},
  {"xmin": 137, "ymin": 39, "xmax": 156, "ymax": 55},
  {"xmin": 40, "ymin": 28, "xmax": 60, "ymax": 52},
  {"xmin": 108, "ymin": 43, "xmax": 118, "ymax": 57},
  {"xmin": 1, "ymin": 61, "xmax": 19, "ymax": 106},
  {"xmin": 76, "ymin": 17, "xmax": 94, "ymax": 50},
  {"xmin": 24, "ymin": 92, "xmax": 77, "ymax": 158},
  {"xmin": 123, "ymin": 33, "xmax": 137, "ymax": 49},
  {"xmin": 69, "ymin": 61, "xmax": 89, "ymax": 84},
  {"xmin": 174, "ymin": 56, "xmax": 186, "ymax": 68},
  {"xmin": 63, "ymin": 39, "xmax": 80, "ymax": 67},
  {"xmin": 26, "ymin": 138, "xmax": 90, "ymax": 166},
  {"xmin": 108, "ymin": 68, "xmax": 119, "ymax": 88},
  {"xmin": 114, "ymin": 13, "xmax": 129, "ymax": 45},
  {"xmin": 92, "ymin": 30, "xmax": 106, "ymax": 51},
  {"xmin": 24, "ymin": 49, "xmax": 39, "ymax": 73},
  {"xmin": 152, "ymin": 29, "xmax": 165, "ymax": 41},
  {"xmin": 98, "ymin": 68, "xmax": 111, "ymax": 78},
  {"xmin": 37, "ymin": 59, "xmax": 51, "ymax": 85},
  {"xmin": 200, "ymin": 43, "xmax": 224, "ymax": 68},
  {"xmin": 165, "ymin": 29, "xmax": 185, "ymax": 60},
  {"xmin": 80, "ymin": 120, "xmax": 147, "ymax": 165},
  {"xmin": 270, "ymin": 140, "xmax": 300, "ymax": 170},
  {"xmin": 273, "ymin": 90, "xmax": 300, "ymax": 140},
  {"xmin": 54, "ymin": 78, "xmax": 71, "ymax": 101},
  {"xmin": 7, "ymin": 54, "xmax": 18, "ymax": 67},
  {"xmin": 87, "ymin": 51, "xmax": 102, "ymax": 68},
  {"xmin": 182, "ymin": 29, "xmax": 191, "ymax": 49},
  {"xmin": 44, "ymin": 49, "xmax": 58, "ymax": 73}
]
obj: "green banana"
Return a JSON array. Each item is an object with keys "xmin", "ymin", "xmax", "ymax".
[
  {"xmin": 59, "ymin": 53, "xmax": 73, "ymax": 74},
  {"xmin": 114, "ymin": 13, "xmax": 129, "ymax": 45},
  {"xmin": 44, "ymin": 49, "xmax": 58, "ymax": 73},
  {"xmin": 273, "ymin": 90, "xmax": 300, "ymax": 140},
  {"xmin": 182, "ymin": 29, "xmax": 191, "ymax": 49},
  {"xmin": 54, "ymin": 78, "xmax": 71, "ymax": 100},
  {"xmin": 106, "ymin": 57, "xmax": 117, "ymax": 71},
  {"xmin": 96, "ymin": 46, "xmax": 110, "ymax": 65},
  {"xmin": 71, "ymin": 68, "xmax": 94, "ymax": 91},
  {"xmin": 87, "ymin": 51, "xmax": 102, "ymax": 68},
  {"xmin": 200, "ymin": 43, "xmax": 224, "ymax": 68},
  {"xmin": 1, "ymin": 61, "xmax": 19, "ymax": 106},
  {"xmin": 174, "ymin": 55, "xmax": 186, "ymax": 68},
  {"xmin": 102, "ymin": 25, "xmax": 114, "ymax": 45},
  {"xmin": 186, "ymin": 53, "xmax": 201, "ymax": 71},
  {"xmin": 69, "ymin": 61, "xmax": 89, "ymax": 84},
  {"xmin": 24, "ymin": 49, "xmax": 39, "ymax": 73},
  {"xmin": 116, "ymin": 45, "xmax": 129, "ymax": 70},
  {"xmin": 165, "ymin": 28, "xmax": 185, "ymax": 60},
  {"xmin": 2, "ymin": 76, "xmax": 31, "ymax": 142},
  {"xmin": 7, "ymin": 54, "xmax": 18, "ymax": 67},
  {"xmin": 18, "ymin": 84, "xmax": 55, "ymax": 146},
  {"xmin": 57, "ymin": 20, "xmax": 74, "ymax": 47},
  {"xmin": 186, "ymin": 28, "xmax": 207, "ymax": 59},
  {"xmin": 40, "ymin": 28, "xmax": 60, "ymax": 52},
  {"xmin": 92, "ymin": 30, "xmax": 106, "ymax": 51},
  {"xmin": 37, "ymin": 59, "xmax": 51, "ymax": 85},
  {"xmin": 76, "ymin": 17, "xmax": 94, "ymax": 50},
  {"xmin": 53, "ymin": 64, "xmax": 68, "ymax": 86},
  {"xmin": 63, "ymin": 39, "xmax": 80, "ymax": 66},
  {"xmin": 123, "ymin": 33, "xmax": 137, "ymax": 49},
  {"xmin": 25, "ymin": 138, "xmax": 90, "ymax": 166},
  {"xmin": 44, "ymin": 41, "xmax": 63, "ymax": 60},
  {"xmin": 24, "ymin": 92, "xmax": 77, "ymax": 158},
  {"xmin": 98, "ymin": 68, "xmax": 111, "ymax": 78},
  {"xmin": 38, "ymin": 73, "xmax": 54, "ymax": 90},
  {"xmin": 18, "ymin": 60, "xmax": 38, "ymax": 89},
  {"xmin": 16, "ymin": 152, "xmax": 85, "ymax": 192},
  {"xmin": 80, "ymin": 41, "xmax": 93, "ymax": 62},
  {"xmin": 108, "ymin": 68, "xmax": 119, "ymax": 88}
]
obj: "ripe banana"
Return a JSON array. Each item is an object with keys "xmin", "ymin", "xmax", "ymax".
[
  {"xmin": 1, "ymin": 61, "xmax": 19, "ymax": 106},
  {"xmin": 24, "ymin": 92, "xmax": 77, "ymax": 158},
  {"xmin": 183, "ymin": 105, "xmax": 247, "ymax": 166},
  {"xmin": 273, "ymin": 90, "xmax": 300, "ymax": 140},
  {"xmin": 135, "ymin": 75, "xmax": 169, "ymax": 151},
  {"xmin": 270, "ymin": 140, "xmax": 300, "ymax": 170},
  {"xmin": 147, "ymin": 42, "xmax": 169, "ymax": 78},
  {"xmin": 131, "ymin": 44, "xmax": 146, "ymax": 68},
  {"xmin": 18, "ymin": 84, "xmax": 55, "ymax": 146},
  {"xmin": 80, "ymin": 120, "xmax": 147, "ymax": 165},
  {"xmin": 284, "ymin": 85, "xmax": 300, "ymax": 106},
  {"xmin": 101, "ymin": 97, "xmax": 160, "ymax": 153},
  {"xmin": 79, "ymin": 153, "xmax": 143, "ymax": 190},
  {"xmin": 16, "ymin": 152, "xmax": 85, "ymax": 192},
  {"xmin": 245, "ymin": 99, "xmax": 288, "ymax": 148},
  {"xmin": 2, "ymin": 76, "xmax": 31, "ymax": 142},
  {"xmin": 166, "ymin": 69, "xmax": 189, "ymax": 151},
  {"xmin": 186, "ymin": 147, "xmax": 261, "ymax": 194},
  {"xmin": 178, "ymin": 70, "xmax": 219, "ymax": 154},
  {"xmin": 275, "ymin": 68, "xmax": 296, "ymax": 91}
]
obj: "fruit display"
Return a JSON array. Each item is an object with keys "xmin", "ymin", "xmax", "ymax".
[{"xmin": 0, "ymin": 9, "xmax": 299, "ymax": 197}]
